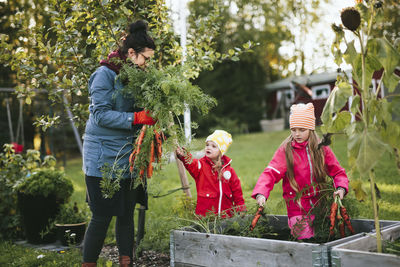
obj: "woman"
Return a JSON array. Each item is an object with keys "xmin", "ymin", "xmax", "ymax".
[{"xmin": 81, "ymin": 20, "xmax": 156, "ymax": 267}]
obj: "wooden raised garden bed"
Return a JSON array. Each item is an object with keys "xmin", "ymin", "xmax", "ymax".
[
  {"xmin": 170, "ymin": 215, "xmax": 399, "ymax": 267},
  {"xmin": 331, "ymin": 223, "xmax": 400, "ymax": 267}
]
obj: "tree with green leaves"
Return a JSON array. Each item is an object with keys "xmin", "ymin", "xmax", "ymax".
[
  {"xmin": 0, "ymin": 0, "xmax": 253, "ymax": 141},
  {"xmin": 322, "ymin": 0, "xmax": 400, "ymax": 252},
  {"xmin": 187, "ymin": 0, "xmax": 328, "ymax": 134}
]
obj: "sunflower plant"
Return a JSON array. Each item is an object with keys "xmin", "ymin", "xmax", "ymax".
[{"xmin": 322, "ymin": 0, "xmax": 400, "ymax": 252}]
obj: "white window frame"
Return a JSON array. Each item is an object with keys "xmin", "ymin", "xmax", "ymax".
[
  {"xmin": 311, "ymin": 84, "xmax": 331, "ymax": 99},
  {"xmin": 311, "ymin": 84, "xmax": 331, "ymax": 100},
  {"xmin": 283, "ymin": 89, "xmax": 295, "ymax": 107}
]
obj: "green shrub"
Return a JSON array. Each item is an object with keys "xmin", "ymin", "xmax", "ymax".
[
  {"xmin": 0, "ymin": 144, "xmax": 73, "ymax": 240},
  {"xmin": 14, "ymin": 169, "xmax": 73, "ymax": 202},
  {"xmin": 0, "ymin": 144, "xmax": 29, "ymax": 239}
]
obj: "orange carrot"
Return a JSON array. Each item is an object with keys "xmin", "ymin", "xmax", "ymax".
[
  {"xmin": 129, "ymin": 149, "xmax": 136, "ymax": 173},
  {"xmin": 250, "ymin": 206, "xmax": 264, "ymax": 231},
  {"xmin": 340, "ymin": 206, "xmax": 355, "ymax": 235},
  {"xmin": 147, "ymin": 140, "xmax": 155, "ymax": 178},
  {"xmin": 129, "ymin": 125, "xmax": 147, "ymax": 173},
  {"xmin": 135, "ymin": 125, "xmax": 147, "ymax": 154},
  {"xmin": 139, "ymin": 167, "xmax": 145, "ymax": 180},
  {"xmin": 337, "ymin": 211, "xmax": 345, "ymax": 238},
  {"xmin": 329, "ymin": 201, "xmax": 338, "ymax": 236},
  {"xmin": 154, "ymin": 130, "xmax": 163, "ymax": 162},
  {"xmin": 338, "ymin": 220, "xmax": 345, "ymax": 238}
]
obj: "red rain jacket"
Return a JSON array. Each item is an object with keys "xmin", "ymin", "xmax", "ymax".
[
  {"xmin": 252, "ymin": 141, "xmax": 348, "ymax": 217},
  {"xmin": 178, "ymin": 152, "xmax": 246, "ymax": 217}
]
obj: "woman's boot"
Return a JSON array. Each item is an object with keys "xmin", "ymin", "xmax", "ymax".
[{"xmin": 119, "ymin": 255, "xmax": 133, "ymax": 267}]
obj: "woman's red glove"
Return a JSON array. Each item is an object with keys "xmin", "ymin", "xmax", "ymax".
[{"xmin": 133, "ymin": 110, "xmax": 156, "ymax": 125}]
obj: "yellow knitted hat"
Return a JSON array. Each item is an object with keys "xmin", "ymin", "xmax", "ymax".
[
  {"xmin": 206, "ymin": 130, "xmax": 232, "ymax": 155},
  {"xmin": 289, "ymin": 103, "xmax": 316, "ymax": 130}
]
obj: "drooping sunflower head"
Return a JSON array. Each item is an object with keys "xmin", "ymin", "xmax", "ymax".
[{"xmin": 340, "ymin": 7, "xmax": 361, "ymax": 31}]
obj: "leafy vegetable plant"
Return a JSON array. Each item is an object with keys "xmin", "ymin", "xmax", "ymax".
[{"xmin": 99, "ymin": 62, "xmax": 217, "ymax": 198}]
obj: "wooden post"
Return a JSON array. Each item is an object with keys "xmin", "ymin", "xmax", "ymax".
[{"xmin": 175, "ymin": 153, "xmax": 191, "ymax": 198}]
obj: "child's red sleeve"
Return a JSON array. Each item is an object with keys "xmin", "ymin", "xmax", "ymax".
[{"xmin": 176, "ymin": 150, "xmax": 201, "ymax": 180}]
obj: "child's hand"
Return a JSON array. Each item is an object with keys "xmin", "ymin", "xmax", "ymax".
[
  {"xmin": 333, "ymin": 187, "xmax": 345, "ymax": 200},
  {"xmin": 256, "ymin": 194, "xmax": 266, "ymax": 207},
  {"xmin": 176, "ymin": 147, "xmax": 185, "ymax": 157}
]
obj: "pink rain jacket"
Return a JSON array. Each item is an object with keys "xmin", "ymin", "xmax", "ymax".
[
  {"xmin": 252, "ymin": 141, "xmax": 348, "ymax": 217},
  {"xmin": 178, "ymin": 152, "xmax": 246, "ymax": 217}
]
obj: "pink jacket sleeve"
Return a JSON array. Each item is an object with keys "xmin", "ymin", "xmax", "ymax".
[
  {"xmin": 251, "ymin": 146, "xmax": 287, "ymax": 199},
  {"xmin": 323, "ymin": 146, "xmax": 349, "ymax": 193},
  {"xmin": 177, "ymin": 151, "xmax": 200, "ymax": 180}
]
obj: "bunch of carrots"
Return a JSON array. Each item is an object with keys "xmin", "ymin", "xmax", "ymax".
[
  {"xmin": 329, "ymin": 195, "xmax": 355, "ymax": 238},
  {"xmin": 129, "ymin": 125, "xmax": 164, "ymax": 180}
]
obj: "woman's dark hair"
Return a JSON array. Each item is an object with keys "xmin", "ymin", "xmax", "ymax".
[{"xmin": 121, "ymin": 20, "xmax": 156, "ymax": 55}]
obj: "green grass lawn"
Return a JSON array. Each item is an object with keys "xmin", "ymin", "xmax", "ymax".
[{"xmin": 62, "ymin": 129, "xmax": 400, "ymax": 252}]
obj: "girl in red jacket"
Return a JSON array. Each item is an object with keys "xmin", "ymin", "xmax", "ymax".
[
  {"xmin": 176, "ymin": 130, "xmax": 246, "ymax": 218},
  {"xmin": 252, "ymin": 103, "xmax": 349, "ymax": 239}
]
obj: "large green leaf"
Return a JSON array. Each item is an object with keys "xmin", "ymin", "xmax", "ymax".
[
  {"xmin": 343, "ymin": 40, "xmax": 358, "ymax": 66},
  {"xmin": 350, "ymin": 179, "xmax": 368, "ymax": 202},
  {"xmin": 321, "ymin": 82, "xmax": 353, "ymax": 129},
  {"xmin": 380, "ymin": 121, "xmax": 400, "ymax": 150},
  {"xmin": 348, "ymin": 129, "xmax": 362, "ymax": 161},
  {"xmin": 392, "ymin": 96, "xmax": 400, "ymax": 117},
  {"xmin": 355, "ymin": 129, "xmax": 391, "ymax": 175},
  {"xmin": 368, "ymin": 38, "xmax": 400, "ymax": 92},
  {"xmin": 331, "ymin": 111, "xmax": 352, "ymax": 133},
  {"xmin": 383, "ymin": 73, "xmax": 400, "ymax": 92},
  {"xmin": 350, "ymin": 95, "xmax": 360, "ymax": 115},
  {"xmin": 343, "ymin": 41, "xmax": 361, "ymax": 87}
]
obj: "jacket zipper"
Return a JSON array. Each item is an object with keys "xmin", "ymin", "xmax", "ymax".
[{"xmin": 306, "ymin": 146, "xmax": 316, "ymax": 207}]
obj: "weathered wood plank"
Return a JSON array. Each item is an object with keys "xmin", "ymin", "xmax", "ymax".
[
  {"xmin": 171, "ymin": 216, "xmax": 400, "ymax": 267},
  {"xmin": 331, "ymin": 224, "xmax": 400, "ymax": 267},
  {"xmin": 332, "ymin": 249, "xmax": 400, "ymax": 267},
  {"xmin": 173, "ymin": 230, "xmax": 317, "ymax": 267}
]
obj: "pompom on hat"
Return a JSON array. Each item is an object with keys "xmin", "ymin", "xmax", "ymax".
[
  {"xmin": 289, "ymin": 103, "xmax": 316, "ymax": 130},
  {"xmin": 206, "ymin": 130, "xmax": 232, "ymax": 155}
]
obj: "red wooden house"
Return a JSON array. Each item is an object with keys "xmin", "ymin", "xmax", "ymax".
[{"xmin": 260, "ymin": 69, "xmax": 399, "ymax": 131}]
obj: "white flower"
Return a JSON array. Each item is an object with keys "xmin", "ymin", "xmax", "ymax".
[{"xmin": 37, "ymin": 254, "xmax": 45, "ymax": 259}]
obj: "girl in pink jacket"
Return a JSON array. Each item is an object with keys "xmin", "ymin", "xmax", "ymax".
[
  {"xmin": 252, "ymin": 103, "xmax": 348, "ymax": 239},
  {"xmin": 176, "ymin": 130, "xmax": 246, "ymax": 218}
]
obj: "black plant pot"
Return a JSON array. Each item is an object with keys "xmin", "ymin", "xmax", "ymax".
[
  {"xmin": 17, "ymin": 193, "xmax": 60, "ymax": 244},
  {"xmin": 55, "ymin": 222, "xmax": 86, "ymax": 246}
]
